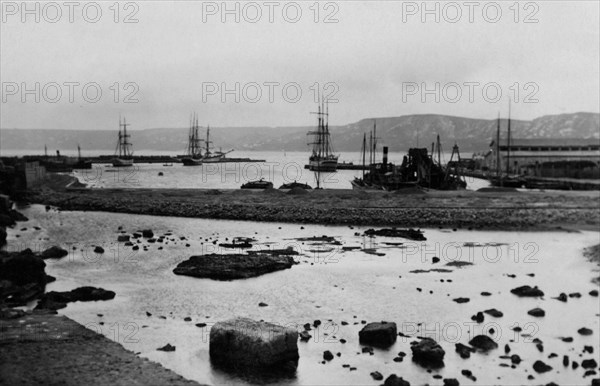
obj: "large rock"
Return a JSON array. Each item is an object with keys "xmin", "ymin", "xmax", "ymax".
[
  {"xmin": 0, "ymin": 249, "xmax": 47, "ymax": 306},
  {"xmin": 36, "ymin": 286, "xmax": 116, "ymax": 310},
  {"xmin": 384, "ymin": 374, "xmax": 411, "ymax": 386},
  {"xmin": 411, "ymin": 338, "xmax": 445, "ymax": 367},
  {"xmin": 359, "ymin": 322, "xmax": 397, "ymax": 347},
  {"xmin": 173, "ymin": 254, "xmax": 296, "ymax": 280},
  {"xmin": 0, "ymin": 249, "xmax": 46, "ymax": 287},
  {"xmin": 41, "ymin": 246, "xmax": 69, "ymax": 259},
  {"xmin": 469, "ymin": 335, "xmax": 498, "ymax": 351},
  {"xmin": 209, "ymin": 318, "xmax": 298, "ymax": 369},
  {"xmin": 510, "ymin": 285, "xmax": 544, "ymax": 297}
]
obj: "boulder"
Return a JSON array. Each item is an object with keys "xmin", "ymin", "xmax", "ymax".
[
  {"xmin": 209, "ymin": 318, "xmax": 298, "ymax": 369},
  {"xmin": 173, "ymin": 253, "xmax": 296, "ymax": 281},
  {"xmin": 0, "ymin": 249, "xmax": 46, "ymax": 287},
  {"xmin": 528, "ymin": 308, "xmax": 545, "ymax": 317},
  {"xmin": 443, "ymin": 379, "xmax": 459, "ymax": 386},
  {"xmin": 358, "ymin": 322, "xmax": 397, "ymax": 347},
  {"xmin": 510, "ymin": 285, "xmax": 544, "ymax": 297},
  {"xmin": 93, "ymin": 246, "xmax": 104, "ymax": 254},
  {"xmin": 117, "ymin": 235, "xmax": 130, "ymax": 242},
  {"xmin": 582, "ymin": 359, "xmax": 597, "ymax": 369},
  {"xmin": 578, "ymin": 327, "xmax": 593, "ymax": 336},
  {"xmin": 484, "ymin": 308, "xmax": 503, "ymax": 317},
  {"xmin": 142, "ymin": 229, "xmax": 154, "ymax": 238},
  {"xmin": 370, "ymin": 371, "xmax": 383, "ymax": 381},
  {"xmin": 384, "ymin": 374, "xmax": 411, "ymax": 386},
  {"xmin": 411, "ymin": 338, "xmax": 445, "ymax": 367},
  {"xmin": 41, "ymin": 246, "xmax": 68, "ymax": 259},
  {"xmin": 532, "ymin": 360, "xmax": 552, "ymax": 373},
  {"xmin": 468, "ymin": 335, "xmax": 498, "ymax": 351}
]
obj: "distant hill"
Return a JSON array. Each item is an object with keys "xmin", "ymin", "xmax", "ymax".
[{"xmin": 1, "ymin": 112, "xmax": 598, "ymax": 154}]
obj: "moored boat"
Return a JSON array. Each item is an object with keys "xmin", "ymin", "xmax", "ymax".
[
  {"xmin": 279, "ymin": 181, "xmax": 312, "ymax": 190},
  {"xmin": 241, "ymin": 178, "xmax": 274, "ymax": 189},
  {"xmin": 112, "ymin": 117, "xmax": 134, "ymax": 167},
  {"xmin": 307, "ymin": 100, "xmax": 338, "ymax": 172},
  {"xmin": 182, "ymin": 113, "xmax": 203, "ymax": 166}
]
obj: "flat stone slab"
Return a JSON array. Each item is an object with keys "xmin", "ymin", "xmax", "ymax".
[
  {"xmin": 209, "ymin": 317, "xmax": 299, "ymax": 369},
  {"xmin": 173, "ymin": 254, "xmax": 296, "ymax": 281}
]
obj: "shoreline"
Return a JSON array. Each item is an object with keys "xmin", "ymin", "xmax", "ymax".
[{"xmin": 26, "ymin": 175, "xmax": 600, "ymax": 232}]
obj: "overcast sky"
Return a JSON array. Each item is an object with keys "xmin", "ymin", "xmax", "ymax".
[{"xmin": 1, "ymin": 1, "xmax": 599, "ymax": 130}]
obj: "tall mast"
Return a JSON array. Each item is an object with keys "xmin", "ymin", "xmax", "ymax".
[
  {"xmin": 496, "ymin": 113, "xmax": 500, "ymax": 178},
  {"xmin": 437, "ymin": 134, "xmax": 441, "ymax": 165},
  {"xmin": 205, "ymin": 125, "xmax": 211, "ymax": 156},
  {"xmin": 362, "ymin": 133, "xmax": 366, "ymax": 179},
  {"xmin": 506, "ymin": 99, "xmax": 511, "ymax": 176},
  {"xmin": 372, "ymin": 120, "xmax": 377, "ymax": 164}
]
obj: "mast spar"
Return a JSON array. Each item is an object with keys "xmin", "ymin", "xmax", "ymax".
[{"xmin": 506, "ymin": 99, "xmax": 511, "ymax": 176}]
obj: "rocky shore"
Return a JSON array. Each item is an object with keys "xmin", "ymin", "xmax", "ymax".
[{"xmin": 27, "ymin": 178, "xmax": 600, "ymax": 231}]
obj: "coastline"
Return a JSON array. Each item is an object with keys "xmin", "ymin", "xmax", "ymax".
[{"xmin": 27, "ymin": 175, "xmax": 600, "ymax": 232}]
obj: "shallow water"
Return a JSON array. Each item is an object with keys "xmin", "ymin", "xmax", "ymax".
[
  {"xmin": 5, "ymin": 205, "xmax": 599, "ymax": 386},
  {"xmin": 67, "ymin": 150, "xmax": 490, "ymax": 191}
]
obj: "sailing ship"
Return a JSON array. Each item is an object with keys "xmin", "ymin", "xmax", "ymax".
[
  {"xmin": 112, "ymin": 117, "xmax": 133, "ymax": 167},
  {"xmin": 182, "ymin": 113, "xmax": 204, "ymax": 166},
  {"xmin": 201, "ymin": 125, "xmax": 233, "ymax": 163},
  {"xmin": 490, "ymin": 100, "xmax": 526, "ymax": 188},
  {"xmin": 307, "ymin": 100, "xmax": 338, "ymax": 172}
]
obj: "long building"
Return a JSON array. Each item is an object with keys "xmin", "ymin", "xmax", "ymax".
[{"xmin": 483, "ymin": 138, "xmax": 600, "ymax": 178}]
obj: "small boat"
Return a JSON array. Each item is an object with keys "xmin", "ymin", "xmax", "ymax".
[
  {"xmin": 241, "ymin": 178, "xmax": 274, "ymax": 189},
  {"xmin": 279, "ymin": 181, "xmax": 312, "ymax": 190},
  {"xmin": 112, "ymin": 117, "xmax": 133, "ymax": 167},
  {"xmin": 163, "ymin": 163, "xmax": 173, "ymax": 167}
]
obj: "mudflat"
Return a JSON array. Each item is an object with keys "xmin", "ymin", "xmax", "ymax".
[{"xmin": 29, "ymin": 177, "xmax": 600, "ymax": 231}]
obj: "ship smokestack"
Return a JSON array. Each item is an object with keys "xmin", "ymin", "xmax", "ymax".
[{"xmin": 382, "ymin": 146, "xmax": 388, "ymax": 173}]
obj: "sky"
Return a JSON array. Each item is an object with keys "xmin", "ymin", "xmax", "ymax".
[{"xmin": 1, "ymin": 0, "xmax": 599, "ymax": 130}]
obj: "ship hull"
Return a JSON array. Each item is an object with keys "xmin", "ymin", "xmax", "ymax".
[
  {"xmin": 181, "ymin": 157, "xmax": 203, "ymax": 166},
  {"xmin": 112, "ymin": 158, "xmax": 133, "ymax": 167},
  {"xmin": 308, "ymin": 157, "xmax": 338, "ymax": 172}
]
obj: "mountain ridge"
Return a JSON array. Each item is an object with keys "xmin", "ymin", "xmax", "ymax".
[{"xmin": 1, "ymin": 112, "xmax": 598, "ymax": 154}]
